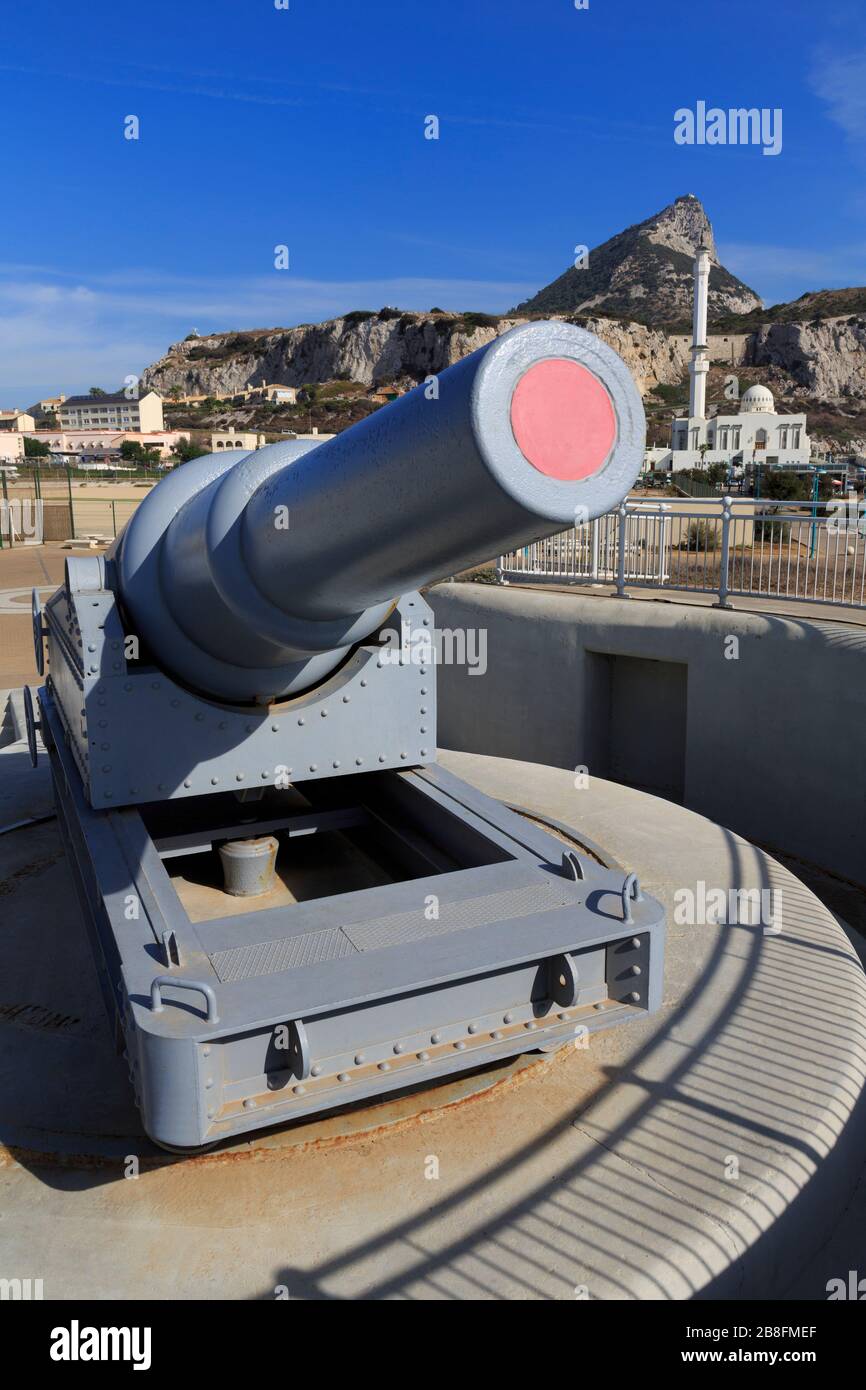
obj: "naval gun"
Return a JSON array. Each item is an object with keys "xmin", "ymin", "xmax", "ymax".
[{"xmin": 30, "ymin": 321, "xmax": 665, "ymax": 1150}]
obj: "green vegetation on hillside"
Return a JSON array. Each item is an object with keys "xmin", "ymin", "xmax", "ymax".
[{"xmin": 711, "ymin": 287, "xmax": 866, "ymax": 332}]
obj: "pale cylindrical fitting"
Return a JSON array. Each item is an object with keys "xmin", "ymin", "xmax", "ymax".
[{"xmin": 218, "ymin": 835, "xmax": 279, "ymax": 897}]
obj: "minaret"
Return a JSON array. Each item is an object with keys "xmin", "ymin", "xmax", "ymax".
[{"xmin": 688, "ymin": 237, "xmax": 711, "ymax": 420}]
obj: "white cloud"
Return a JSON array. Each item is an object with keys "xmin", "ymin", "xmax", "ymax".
[{"xmin": 810, "ymin": 47, "xmax": 866, "ymax": 146}]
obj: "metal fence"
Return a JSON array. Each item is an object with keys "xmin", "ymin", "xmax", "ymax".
[
  {"xmin": 498, "ymin": 496, "xmax": 866, "ymax": 609},
  {"xmin": 0, "ymin": 468, "xmax": 149, "ymax": 547}
]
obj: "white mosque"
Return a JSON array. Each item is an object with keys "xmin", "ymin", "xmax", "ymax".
[{"xmin": 664, "ymin": 240, "xmax": 810, "ymax": 473}]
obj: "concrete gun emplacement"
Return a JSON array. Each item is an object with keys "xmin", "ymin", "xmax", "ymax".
[{"xmin": 29, "ymin": 320, "xmax": 665, "ymax": 1150}]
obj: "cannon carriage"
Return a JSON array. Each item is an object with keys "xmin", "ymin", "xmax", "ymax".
[{"xmin": 29, "ymin": 321, "xmax": 665, "ymax": 1150}]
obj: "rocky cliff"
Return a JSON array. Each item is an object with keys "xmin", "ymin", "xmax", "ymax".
[
  {"xmin": 143, "ymin": 311, "xmax": 691, "ymax": 400},
  {"xmin": 748, "ymin": 317, "xmax": 866, "ymax": 401}
]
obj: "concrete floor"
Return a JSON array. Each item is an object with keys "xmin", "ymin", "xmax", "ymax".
[{"xmin": 1, "ymin": 743, "xmax": 864, "ymax": 1300}]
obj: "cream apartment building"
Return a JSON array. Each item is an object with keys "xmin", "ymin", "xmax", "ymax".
[{"xmin": 59, "ymin": 390, "xmax": 164, "ymax": 432}]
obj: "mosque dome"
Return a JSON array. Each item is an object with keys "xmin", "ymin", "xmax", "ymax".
[{"xmin": 740, "ymin": 384, "xmax": 775, "ymax": 414}]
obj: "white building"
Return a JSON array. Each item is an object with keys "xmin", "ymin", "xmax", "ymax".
[
  {"xmin": 0, "ymin": 431, "xmax": 25, "ymax": 462},
  {"xmin": 59, "ymin": 391, "xmax": 164, "ymax": 432},
  {"xmin": 211, "ymin": 431, "xmax": 266, "ymax": 451},
  {"xmin": 663, "ymin": 241, "xmax": 810, "ymax": 473},
  {"xmin": 0, "ymin": 410, "xmax": 36, "ymax": 432},
  {"xmin": 24, "ymin": 429, "xmax": 188, "ymax": 460}
]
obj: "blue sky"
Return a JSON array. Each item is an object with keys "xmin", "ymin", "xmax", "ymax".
[{"xmin": 2, "ymin": 0, "xmax": 866, "ymax": 404}]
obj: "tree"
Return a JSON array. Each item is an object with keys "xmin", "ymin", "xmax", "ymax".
[
  {"xmin": 120, "ymin": 439, "xmax": 160, "ymax": 466},
  {"xmin": 761, "ymin": 470, "xmax": 810, "ymax": 502},
  {"xmin": 171, "ymin": 436, "xmax": 203, "ymax": 464},
  {"xmin": 89, "ymin": 386, "xmax": 107, "ymax": 397},
  {"xmin": 24, "ymin": 436, "xmax": 51, "ymax": 457}
]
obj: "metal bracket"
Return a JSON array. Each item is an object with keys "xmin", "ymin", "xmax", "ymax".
[
  {"xmin": 161, "ymin": 930, "xmax": 181, "ymax": 968},
  {"xmin": 23, "ymin": 685, "xmax": 40, "ymax": 769},
  {"xmin": 561, "ymin": 849, "xmax": 585, "ymax": 881},
  {"xmin": 548, "ymin": 952, "xmax": 580, "ymax": 1007},
  {"xmin": 288, "ymin": 1019, "xmax": 312, "ymax": 1080},
  {"xmin": 31, "ymin": 588, "xmax": 45, "ymax": 676}
]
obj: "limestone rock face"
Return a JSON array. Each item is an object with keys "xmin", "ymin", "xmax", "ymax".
[
  {"xmin": 142, "ymin": 312, "xmax": 690, "ymax": 401},
  {"xmin": 749, "ymin": 318, "xmax": 866, "ymax": 400}
]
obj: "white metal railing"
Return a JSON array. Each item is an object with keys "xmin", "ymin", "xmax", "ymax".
[
  {"xmin": 501, "ymin": 504, "xmax": 671, "ymax": 585},
  {"xmin": 497, "ymin": 496, "xmax": 866, "ymax": 609}
]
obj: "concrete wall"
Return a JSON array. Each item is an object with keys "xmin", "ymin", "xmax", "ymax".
[
  {"xmin": 430, "ymin": 583, "xmax": 866, "ymax": 884},
  {"xmin": 668, "ymin": 332, "xmax": 751, "ymax": 364}
]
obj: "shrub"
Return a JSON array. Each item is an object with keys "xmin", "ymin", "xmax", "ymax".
[
  {"xmin": 653, "ymin": 383, "xmax": 686, "ymax": 403},
  {"xmin": 460, "ymin": 311, "xmax": 500, "ymax": 330},
  {"xmin": 754, "ymin": 508, "xmax": 792, "ymax": 543},
  {"xmin": 760, "ymin": 470, "xmax": 810, "ymax": 502},
  {"xmin": 681, "ymin": 520, "xmax": 719, "ymax": 551}
]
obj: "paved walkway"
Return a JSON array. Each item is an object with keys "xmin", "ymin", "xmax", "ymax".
[{"xmin": 0, "ymin": 545, "xmax": 92, "ymax": 688}]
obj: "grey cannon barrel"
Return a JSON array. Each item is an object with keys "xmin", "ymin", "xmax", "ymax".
[{"xmin": 118, "ymin": 320, "xmax": 644, "ymax": 703}]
